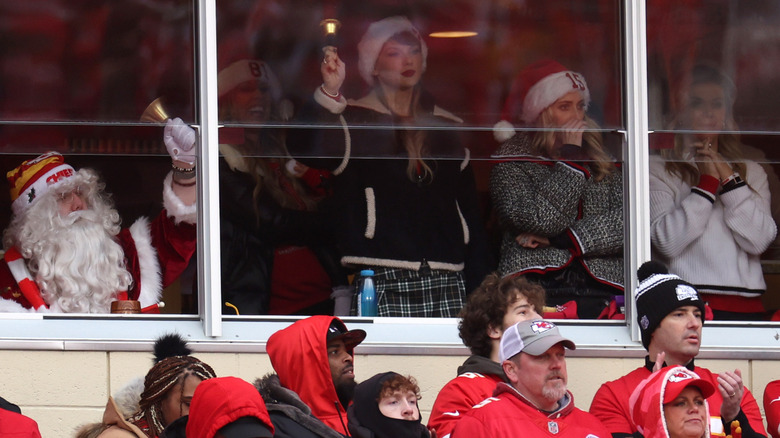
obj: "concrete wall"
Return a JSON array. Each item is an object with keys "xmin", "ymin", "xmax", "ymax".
[{"xmin": 1, "ymin": 350, "xmax": 777, "ymax": 437}]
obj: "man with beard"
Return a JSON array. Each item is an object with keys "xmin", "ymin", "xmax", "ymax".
[
  {"xmin": 589, "ymin": 262, "xmax": 767, "ymax": 438},
  {"xmin": 428, "ymin": 273, "xmax": 544, "ymax": 438},
  {"xmin": 452, "ymin": 319, "xmax": 609, "ymax": 438},
  {"xmin": 0, "ymin": 118, "xmax": 198, "ymax": 313},
  {"xmin": 256, "ymin": 315, "xmax": 365, "ymax": 438}
]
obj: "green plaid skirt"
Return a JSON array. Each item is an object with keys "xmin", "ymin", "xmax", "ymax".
[{"xmin": 352, "ymin": 266, "xmax": 466, "ymax": 317}]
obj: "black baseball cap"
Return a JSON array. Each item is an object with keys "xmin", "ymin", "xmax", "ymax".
[{"xmin": 326, "ymin": 319, "xmax": 366, "ymax": 351}]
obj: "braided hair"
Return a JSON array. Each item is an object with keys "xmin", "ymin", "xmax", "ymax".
[{"xmin": 128, "ymin": 335, "xmax": 216, "ymax": 436}]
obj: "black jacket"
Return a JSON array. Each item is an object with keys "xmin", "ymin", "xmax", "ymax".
[{"xmin": 255, "ymin": 374, "xmax": 348, "ymax": 438}]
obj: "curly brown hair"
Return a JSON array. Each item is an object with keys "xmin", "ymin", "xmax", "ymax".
[
  {"xmin": 377, "ymin": 374, "xmax": 422, "ymax": 402},
  {"xmin": 458, "ymin": 272, "xmax": 545, "ymax": 357}
]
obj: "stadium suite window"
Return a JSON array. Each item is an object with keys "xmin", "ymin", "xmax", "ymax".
[{"xmin": 0, "ymin": 1, "xmax": 779, "ymax": 352}]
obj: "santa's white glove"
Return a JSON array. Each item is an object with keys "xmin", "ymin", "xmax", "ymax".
[{"xmin": 164, "ymin": 117, "xmax": 197, "ymax": 166}]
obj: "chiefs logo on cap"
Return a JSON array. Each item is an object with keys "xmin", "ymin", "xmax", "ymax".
[
  {"xmin": 531, "ymin": 320, "xmax": 555, "ymax": 334},
  {"xmin": 668, "ymin": 371, "xmax": 694, "ymax": 383}
]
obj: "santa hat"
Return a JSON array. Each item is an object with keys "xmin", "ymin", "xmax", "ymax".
[
  {"xmin": 357, "ymin": 16, "xmax": 428, "ymax": 86},
  {"xmin": 635, "ymin": 261, "xmax": 705, "ymax": 350},
  {"xmin": 494, "ymin": 59, "xmax": 590, "ymax": 142},
  {"xmin": 7, "ymin": 151, "xmax": 75, "ymax": 216},
  {"xmin": 218, "ymin": 59, "xmax": 282, "ymax": 102}
]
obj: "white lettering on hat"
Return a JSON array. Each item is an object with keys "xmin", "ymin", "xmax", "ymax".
[
  {"xmin": 668, "ymin": 371, "xmax": 694, "ymax": 383},
  {"xmin": 675, "ymin": 284, "xmax": 698, "ymax": 301},
  {"xmin": 640, "ymin": 315, "xmax": 650, "ymax": 330},
  {"xmin": 531, "ymin": 320, "xmax": 555, "ymax": 334}
]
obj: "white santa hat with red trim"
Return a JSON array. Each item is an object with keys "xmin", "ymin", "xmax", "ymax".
[
  {"xmin": 218, "ymin": 59, "xmax": 282, "ymax": 102},
  {"xmin": 7, "ymin": 151, "xmax": 75, "ymax": 216},
  {"xmin": 494, "ymin": 59, "xmax": 590, "ymax": 142},
  {"xmin": 357, "ymin": 16, "xmax": 428, "ymax": 86}
]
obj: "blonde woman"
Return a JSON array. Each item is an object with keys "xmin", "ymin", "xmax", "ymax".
[
  {"xmin": 649, "ymin": 64, "xmax": 776, "ymax": 320},
  {"xmin": 490, "ymin": 59, "xmax": 623, "ymax": 319}
]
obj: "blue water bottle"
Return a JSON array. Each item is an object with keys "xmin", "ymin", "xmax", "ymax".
[{"xmin": 358, "ymin": 269, "xmax": 377, "ymax": 317}]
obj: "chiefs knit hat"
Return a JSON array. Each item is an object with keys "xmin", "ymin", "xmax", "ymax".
[
  {"xmin": 357, "ymin": 16, "xmax": 428, "ymax": 86},
  {"xmin": 218, "ymin": 59, "xmax": 282, "ymax": 101},
  {"xmin": 499, "ymin": 319, "xmax": 575, "ymax": 362},
  {"xmin": 7, "ymin": 151, "xmax": 75, "ymax": 216},
  {"xmin": 494, "ymin": 59, "xmax": 590, "ymax": 142},
  {"xmin": 635, "ymin": 261, "xmax": 706, "ymax": 350}
]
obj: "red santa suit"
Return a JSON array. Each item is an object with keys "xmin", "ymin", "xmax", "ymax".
[
  {"xmin": 590, "ymin": 358, "xmax": 766, "ymax": 437},
  {"xmin": 451, "ymin": 382, "xmax": 610, "ymax": 438},
  {"xmin": 0, "ymin": 152, "xmax": 196, "ymax": 312}
]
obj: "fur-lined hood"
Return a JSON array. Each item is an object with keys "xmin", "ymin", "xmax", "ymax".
[{"xmin": 255, "ymin": 373, "xmax": 347, "ymax": 438}]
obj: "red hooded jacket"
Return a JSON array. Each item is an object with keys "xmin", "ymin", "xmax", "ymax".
[
  {"xmin": 628, "ymin": 366, "xmax": 712, "ymax": 438},
  {"xmin": 267, "ymin": 315, "xmax": 353, "ymax": 436},
  {"xmin": 185, "ymin": 376, "xmax": 274, "ymax": 438},
  {"xmin": 0, "ymin": 409, "xmax": 41, "ymax": 438}
]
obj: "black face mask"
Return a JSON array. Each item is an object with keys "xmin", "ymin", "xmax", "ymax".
[
  {"xmin": 335, "ymin": 378, "xmax": 357, "ymax": 410},
  {"xmin": 349, "ymin": 372, "xmax": 429, "ymax": 438}
]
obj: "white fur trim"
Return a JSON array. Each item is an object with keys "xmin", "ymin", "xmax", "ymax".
[
  {"xmin": 12, "ymin": 163, "xmax": 74, "ymax": 216},
  {"xmin": 341, "ymin": 255, "xmax": 464, "ymax": 272},
  {"xmin": 521, "ymin": 70, "xmax": 590, "ymax": 124},
  {"xmin": 0, "ymin": 298, "xmax": 37, "ymax": 313},
  {"xmin": 332, "ymin": 115, "xmax": 351, "ymax": 176},
  {"xmin": 219, "ymin": 143, "xmax": 253, "ymax": 173},
  {"xmin": 493, "ymin": 120, "xmax": 516, "ymax": 142},
  {"xmin": 460, "ymin": 148, "xmax": 471, "ymax": 171},
  {"xmin": 456, "ymin": 201, "xmax": 469, "ymax": 245},
  {"xmin": 218, "ymin": 60, "xmax": 282, "ymax": 101},
  {"xmin": 364, "ymin": 187, "xmax": 376, "ymax": 239},
  {"xmin": 432, "ymin": 106, "xmax": 463, "ymax": 123},
  {"xmin": 314, "ymin": 87, "xmax": 347, "ymax": 114},
  {"xmin": 113, "ymin": 376, "xmax": 144, "ymax": 419},
  {"xmin": 128, "ymin": 217, "xmax": 162, "ymax": 308},
  {"xmin": 349, "ymin": 92, "xmax": 462, "ymax": 124},
  {"xmin": 357, "ymin": 16, "xmax": 428, "ymax": 86},
  {"xmin": 163, "ymin": 172, "xmax": 197, "ymax": 224}
]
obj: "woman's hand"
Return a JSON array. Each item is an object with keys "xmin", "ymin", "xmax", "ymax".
[
  {"xmin": 694, "ymin": 139, "xmax": 732, "ymax": 180},
  {"xmin": 558, "ymin": 119, "xmax": 586, "ymax": 147},
  {"xmin": 321, "ymin": 46, "xmax": 345, "ymax": 95},
  {"xmin": 516, "ymin": 233, "xmax": 550, "ymax": 249}
]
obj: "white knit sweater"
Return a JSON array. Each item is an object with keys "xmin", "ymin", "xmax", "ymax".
[{"xmin": 649, "ymin": 154, "xmax": 777, "ymax": 297}]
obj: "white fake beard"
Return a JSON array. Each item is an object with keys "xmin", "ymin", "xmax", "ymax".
[{"xmin": 28, "ymin": 209, "xmax": 132, "ymax": 313}]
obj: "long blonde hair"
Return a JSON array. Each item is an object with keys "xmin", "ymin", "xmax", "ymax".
[
  {"xmin": 662, "ymin": 64, "xmax": 745, "ymax": 186},
  {"xmin": 373, "ymin": 31, "xmax": 435, "ymax": 184},
  {"xmin": 219, "ymin": 90, "xmax": 321, "ymax": 220},
  {"xmin": 530, "ymin": 109, "xmax": 616, "ymax": 181}
]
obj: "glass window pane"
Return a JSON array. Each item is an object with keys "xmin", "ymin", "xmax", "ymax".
[
  {"xmin": 0, "ymin": 2, "xmax": 196, "ymax": 123},
  {"xmin": 216, "ymin": 0, "xmax": 626, "ymax": 319},
  {"xmin": 0, "ymin": 1, "xmax": 198, "ymax": 316},
  {"xmin": 647, "ymin": 1, "xmax": 780, "ymax": 320}
]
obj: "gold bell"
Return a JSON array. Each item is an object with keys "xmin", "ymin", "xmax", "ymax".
[{"xmin": 140, "ymin": 97, "xmax": 170, "ymax": 123}]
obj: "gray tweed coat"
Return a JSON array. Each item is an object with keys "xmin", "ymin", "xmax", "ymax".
[{"xmin": 489, "ymin": 133, "xmax": 624, "ymax": 289}]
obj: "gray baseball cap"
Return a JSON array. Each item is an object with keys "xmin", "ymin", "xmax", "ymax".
[{"xmin": 499, "ymin": 319, "xmax": 576, "ymax": 362}]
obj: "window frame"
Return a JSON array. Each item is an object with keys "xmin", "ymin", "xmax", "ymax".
[{"xmin": 0, "ymin": 0, "xmax": 779, "ymax": 359}]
